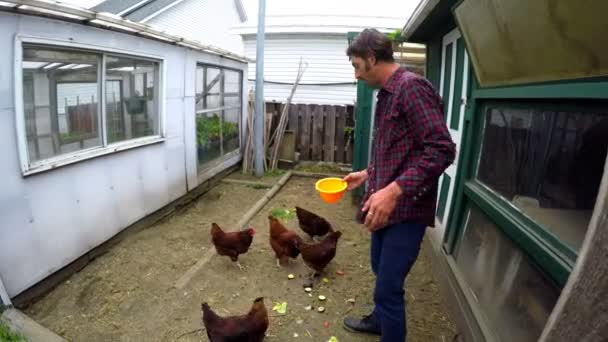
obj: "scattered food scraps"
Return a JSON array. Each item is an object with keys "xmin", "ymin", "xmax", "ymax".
[
  {"xmin": 288, "ymin": 274, "xmax": 295, "ymax": 279},
  {"xmin": 318, "ymin": 295, "xmax": 326, "ymax": 301},
  {"xmin": 323, "ymin": 321, "xmax": 329, "ymax": 328},
  {"xmin": 336, "ymin": 270, "xmax": 344, "ymax": 276},
  {"xmin": 347, "ymin": 298, "xmax": 356, "ymax": 304},
  {"xmin": 304, "ymin": 305, "xmax": 312, "ymax": 311},
  {"xmin": 322, "ymin": 277, "xmax": 329, "ymax": 283},
  {"xmin": 328, "ymin": 336, "xmax": 339, "ymax": 342},
  {"xmin": 317, "ymin": 306, "xmax": 325, "ymax": 313},
  {"xmin": 304, "ymin": 287, "xmax": 312, "ymax": 293},
  {"xmin": 293, "ymin": 333, "xmax": 299, "ymax": 337},
  {"xmin": 272, "ymin": 302, "xmax": 288, "ymax": 314}
]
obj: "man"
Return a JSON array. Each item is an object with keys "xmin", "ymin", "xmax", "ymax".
[{"xmin": 342, "ymin": 28, "xmax": 456, "ymax": 341}]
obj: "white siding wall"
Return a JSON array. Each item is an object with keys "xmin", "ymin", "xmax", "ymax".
[
  {"xmin": 147, "ymin": 0, "xmax": 244, "ymax": 55},
  {"xmin": 0, "ymin": 12, "xmax": 247, "ymax": 297},
  {"xmin": 243, "ymin": 34, "xmax": 357, "ymax": 105}
]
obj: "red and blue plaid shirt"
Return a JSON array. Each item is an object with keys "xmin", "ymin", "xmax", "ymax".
[{"xmin": 358, "ymin": 68, "xmax": 456, "ymax": 227}]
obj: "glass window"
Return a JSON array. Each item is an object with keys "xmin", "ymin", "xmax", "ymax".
[
  {"xmin": 195, "ymin": 65, "xmax": 242, "ymax": 170},
  {"xmin": 455, "ymin": 206, "xmax": 560, "ymax": 342},
  {"xmin": 223, "ymin": 108, "xmax": 240, "ymax": 154},
  {"xmin": 106, "ymin": 56, "xmax": 159, "ymax": 143},
  {"xmin": 477, "ymin": 105, "xmax": 608, "ymax": 251},
  {"xmin": 22, "ymin": 45, "xmax": 101, "ymax": 162},
  {"xmin": 196, "ymin": 112, "xmax": 223, "ymax": 167},
  {"xmin": 21, "ymin": 44, "xmax": 162, "ymax": 169}
]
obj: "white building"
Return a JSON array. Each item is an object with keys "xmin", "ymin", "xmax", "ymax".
[
  {"xmin": 231, "ymin": 0, "xmax": 417, "ymax": 105},
  {"xmin": 0, "ymin": 1, "xmax": 248, "ymax": 300},
  {"xmin": 93, "ymin": 0, "xmax": 248, "ymax": 54}
]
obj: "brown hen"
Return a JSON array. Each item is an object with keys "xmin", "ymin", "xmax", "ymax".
[
  {"xmin": 295, "ymin": 206, "xmax": 334, "ymax": 240},
  {"xmin": 296, "ymin": 230, "xmax": 342, "ymax": 276},
  {"xmin": 211, "ymin": 223, "xmax": 255, "ymax": 270},
  {"xmin": 268, "ymin": 216, "xmax": 301, "ymax": 267},
  {"xmin": 201, "ymin": 297, "xmax": 268, "ymax": 342}
]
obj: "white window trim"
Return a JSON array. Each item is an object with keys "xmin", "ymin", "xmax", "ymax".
[
  {"xmin": 195, "ymin": 63, "xmax": 244, "ymax": 174},
  {"xmin": 195, "ymin": 105, "xmax": 242, "ymax": 115},
  {"xmin": 14, "ymin": 35, "xmax": 167, "ymax": 176}
]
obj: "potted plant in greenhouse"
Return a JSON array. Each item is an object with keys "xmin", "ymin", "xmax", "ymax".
[
  {"xmin": 197, "ymin": 114, "xmax": 222, "ymax": 163},
  {"xmin": 222, "ymin": 121, "xmax": 239, "ymax": 153}
]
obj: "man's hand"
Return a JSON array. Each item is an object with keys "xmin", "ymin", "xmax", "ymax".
[
  {"xmin": 343, "ymin": 170, "xmax": 368, "ymax": 191},
  {"xmin": 362, "ymin": 182, "xmax": 403, "ymax": 231}
]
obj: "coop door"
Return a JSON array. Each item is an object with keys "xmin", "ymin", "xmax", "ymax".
[{"xmin": 436, "ymin": 28, "xmax": 469, "ymax": 225}]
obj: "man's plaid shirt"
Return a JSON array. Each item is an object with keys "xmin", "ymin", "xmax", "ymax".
[{"xmin": 357, "ymin": 68, "xmax": 456, "ymax": 227}]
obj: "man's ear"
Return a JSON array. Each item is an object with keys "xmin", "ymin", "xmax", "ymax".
[{"xmin": 369, "ymin": 55, "xmax": 377, "ymax": 66}]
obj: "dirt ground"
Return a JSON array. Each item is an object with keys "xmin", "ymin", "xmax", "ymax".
[{"xmin": 25, "ymin": 172, "xmax": 457, "ymax": 342}]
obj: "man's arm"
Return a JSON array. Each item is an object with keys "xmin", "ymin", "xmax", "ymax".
[{"xmin": 393, "ymin": 77, "xmax": 456, "ymax": 200}]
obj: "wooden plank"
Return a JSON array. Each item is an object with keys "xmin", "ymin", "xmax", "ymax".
[
  {"xmin": 221, "ymin": 178, "xmax": 272, "ymax": 188},
  {"xmin": 1, "ymin": 309, "xmax": 68, "ymax": 342},
  {"xmin": 324, "ymin": 105, "xmax": 336, "ymax": 162},
  {"xmin": 288, "ymin": 103, "xmax": 298, "ymax": 135},
  {"xmin": 175, "ymin": 171, "xmax": 293, "ymax": 289},
  {"xmin": 296, "ymin": 104, "xmax": 306, "ymax": 157},
  {"xmin": 301, "ymin": 104, "xmax": 312, "ymax": 160},
  {"xmin": 346, "ymin": 132, "xmax": 353, "ymax": 164},
  {"xmin": 311, "ymin": 105, "xmax": 324, "ymax": 160},
  {"xmin": 335, "ymin": 106, "xmax": 346, "ymax": 163}
]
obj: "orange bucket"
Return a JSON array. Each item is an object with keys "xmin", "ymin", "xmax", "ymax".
[{"xmin": 315, "ymin": 177, "xmax": 347, "ymax": 204}]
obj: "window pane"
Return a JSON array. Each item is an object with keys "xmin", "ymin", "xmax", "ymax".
[
  {"xmin": 196, "ymin": 111, "xmax": 222, "ymax": 168},
  {"xmin": 204, "ymin": 67, "xmax": 221, "ymax": 109},
  {"xmin": 223, "ymin": 107, "xmax": 240, "ymax": 154},
  {"xmin": 224, "ymin": 69, "xmax": 241, "ymax": 96},
  {"xmin": 455, "ymin": 206, "xmax": 560, "ymax": 342},
  {"xmin": 477, "ymin": 106, "xmax": 608, "ymax": 251},
  {"xmin": 195, "ymin": 65, "xmax": 243, "ymax": 171},
  {"xmin": 223, "ymin": 69, "xmax": 242, "ymax": 109},
  {"xmin": 105, "ymin": 56, "xmax": 159, "ymax": 143},
  {"xmin": 22, "ymin": 45, "xmax": 101, "ymax": 163}
]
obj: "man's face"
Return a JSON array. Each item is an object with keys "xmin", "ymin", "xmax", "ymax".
[{"xmin": 351, "ymin": 55, "xmax": 380, "ymax": 87}]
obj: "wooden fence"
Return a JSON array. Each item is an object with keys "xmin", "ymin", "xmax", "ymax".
[{"xmin": 265, "ymin": 103, "xmax": 355, "ymax": 164}]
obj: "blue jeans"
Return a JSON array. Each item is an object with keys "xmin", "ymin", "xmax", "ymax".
[{"xmin": 371, "ymin": 222, "xmax": 426, "ymax": 342}]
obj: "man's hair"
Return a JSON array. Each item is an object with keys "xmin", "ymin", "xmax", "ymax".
[{"xmin": 346, "ymin": 28, "xmax": 394, "ymax": 63}]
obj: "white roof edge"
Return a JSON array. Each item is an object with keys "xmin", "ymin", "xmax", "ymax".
[
  {"xmin": 233, "ymin": 26, "xmax": 398, "ymax": 35},
  {"xmin": 140, "ymin": 0, "xmax": 186, "ymax": 23},
  {"xmin": 0, "ymin": 0, "xmax": 251, "ymax": 63},
  {"xmin": 401, "ymin": 0, "xmax": 440, "ymax": 40}
]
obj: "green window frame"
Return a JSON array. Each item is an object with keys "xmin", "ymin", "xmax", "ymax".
[{"xmin": 443, "ymin": 77, "xmax": 608, "ymax": 287}]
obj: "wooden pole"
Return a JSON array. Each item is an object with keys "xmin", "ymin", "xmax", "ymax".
[{"xmin": 174, "ymin": 171, "xmax": 292, "ymax": 290}]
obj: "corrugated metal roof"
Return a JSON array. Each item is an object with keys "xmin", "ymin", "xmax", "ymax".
[
  {"xmin": 124, "ymin": 0, "xmax": 181, "ymax": 21},
  {"xmin": 1, "ymin": 0, "xmax": 250, "ymax": 62},
  {"xmin": 92, "ymin": 0, "xmax": 181, "ymax": 22},
  {"xmin": 92, "ymin": 0, "xmax": 145, "ymax": 14}
]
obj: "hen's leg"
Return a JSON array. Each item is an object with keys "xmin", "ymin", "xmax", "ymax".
[
  {"xmin": 236, "ymin": 261, "xmax": 244, "ymax": 270},
  {"xmin": 276, "ymin": 258, "xmax": 281, "ymax": 268},
  {"xmin": 303, "ymin": 267, "xmax": 321, "ymax": 288}
]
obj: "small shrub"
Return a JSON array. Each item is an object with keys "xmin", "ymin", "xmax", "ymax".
[{"xmin": 0, "ymin": 320, "xmax": 28, "ymax": 342}]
